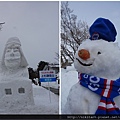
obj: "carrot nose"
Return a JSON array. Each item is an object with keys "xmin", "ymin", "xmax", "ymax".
[{"xmin": 78, "ymin": 49, "xmax": 90, "ymax": 60}]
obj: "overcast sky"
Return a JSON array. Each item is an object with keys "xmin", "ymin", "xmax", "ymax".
[
  {"xmin": 68, "ymin": 1, "xmax": 120, "ymax": 43},
  {"xmin": 1, "ymin": 1, "xmax": 120, "ymax": 69},
  {"xmin": 0, "ymin": 1, "xmax": 59, "ymax": 69}
]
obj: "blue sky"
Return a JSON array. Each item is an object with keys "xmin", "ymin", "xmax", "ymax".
[
  {"xmin": 0, "ymin": 1, "xmax": 59, "ymax": 68},
  {"xmin": 68, "ymin": 1, "xmax": 120, "ymax": 43}
]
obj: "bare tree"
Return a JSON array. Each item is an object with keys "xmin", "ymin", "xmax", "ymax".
[
  {"xmin": 61, "ymin": 2, "xmax": 89, "ymax": 68},
  {"xmin": 55, "ymin": 52, "xmax": 59, "ymax": 63}
]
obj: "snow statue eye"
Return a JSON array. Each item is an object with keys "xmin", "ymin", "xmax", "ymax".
[
  {"xmin": 6, "ymin": 49, "xmax": 11, "ymax": 53},
  {"xmin": 13, "ymin": 47, "xmax": 19, "ymax": 52},
  {"xmin": 97, "ymin": 51, "xmax": 101, "ymax": 55}
]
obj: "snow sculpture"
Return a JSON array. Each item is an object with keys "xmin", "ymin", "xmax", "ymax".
[
  {"xmin": 0, "ymin": 37, "xmax": 34, "ymax": 110},
  {"xmin": 0, "ymin": 37, "xmax": 29, "ymax": 80},
  {"xmin": 63, "ymin": 18, "xmax": 120, "ymax": 114},
  {"xmin": 64, "ymin": 40, "xmax": 120, "ymax": 114}
]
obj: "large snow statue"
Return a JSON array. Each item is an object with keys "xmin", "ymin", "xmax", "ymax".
[
  {"xmin": 0, "ymin": 37, "xmax": 29, "ymax": 80},
  {"xmin": 0, "ymin": 37, "xmax": 34, "ymax": 110},
  {"xmin": 63, "ymin": 18, "xmax": 120, "ymax": 114}
]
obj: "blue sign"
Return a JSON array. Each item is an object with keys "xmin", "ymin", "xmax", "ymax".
[{"xmin": 39, "ymin": 70, "xmax": 57, "ymax": 82}]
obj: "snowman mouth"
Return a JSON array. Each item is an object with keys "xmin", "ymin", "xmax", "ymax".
[{"xmin": 76, "ymin": 58, "xmax": 93, "ymax": 66}]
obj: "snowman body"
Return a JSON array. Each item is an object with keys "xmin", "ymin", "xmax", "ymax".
[{"xmin": 63, "ymin": 39, "xmax": 120, "ymax": 114}]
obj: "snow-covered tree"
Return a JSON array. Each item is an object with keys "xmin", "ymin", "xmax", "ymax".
[{"xmin": 61, "ymin": 2, "xmax": 89, "ymax": 68}]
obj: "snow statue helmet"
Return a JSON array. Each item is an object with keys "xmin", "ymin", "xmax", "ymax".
[
  {"xmin": 89, "ymin": 17, "xmax": 117, "ymax": 42},
  {"xmin": 1, "ymin": 37, "xmax": 28, "ymax": 70}
]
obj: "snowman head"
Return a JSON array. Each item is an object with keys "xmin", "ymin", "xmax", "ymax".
[{"xmin": 74, "ymin": 39, "xmax": 120, "ymax": 80}]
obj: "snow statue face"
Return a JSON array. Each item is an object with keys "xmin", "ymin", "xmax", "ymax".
[
  {"xmin": 1, "ymin": 37, "xmax": 28, "ymax": 71},
  {"xmin": 74, "ymin": 39, "xmax": 120, "ymax": 80},
  {"xmin": 4, "ymin": 43, "xmax": 21, "ymax": 70}
]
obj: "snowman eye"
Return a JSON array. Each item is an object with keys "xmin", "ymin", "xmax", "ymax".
[{"xmin": 97, "ymin": 51, "xmax": 101, "ymax": 55}]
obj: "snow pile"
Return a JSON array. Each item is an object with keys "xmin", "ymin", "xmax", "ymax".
[{"xmin": 61, "ymin": 64, "xmax": 78, "ymax": 113}]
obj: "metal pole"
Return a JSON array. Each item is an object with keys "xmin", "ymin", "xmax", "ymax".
[{"xmin": 48, "ymin": 82, "xmax": 51, "ymax": 103}]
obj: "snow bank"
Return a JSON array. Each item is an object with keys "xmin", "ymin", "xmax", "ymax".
[{"xmin": 61, "ymin": 65, "xmax": 78, "ymax": 113}]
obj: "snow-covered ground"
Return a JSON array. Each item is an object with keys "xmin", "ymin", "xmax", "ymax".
[
  {"xmin": 61, "ymin": 64, "xmax": 78, "ymax": 113},
  {"xmin": 0, "ymin": 84, "xmax": 59, "ymax": 114}
]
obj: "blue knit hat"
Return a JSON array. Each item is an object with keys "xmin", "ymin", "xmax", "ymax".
[{"xmin": 89, "ymin": 18, "xmax": 117, "ymax": 42}]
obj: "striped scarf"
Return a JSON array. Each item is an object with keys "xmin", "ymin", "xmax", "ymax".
[{"xmin": 78, "ymin": 73, "xmax": 120, "ymax": 114}]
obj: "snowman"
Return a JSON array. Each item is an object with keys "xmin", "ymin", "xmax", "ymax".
[{"xmin": 63, "ymin": 18, "xmax": 120, "ymax": 114}]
